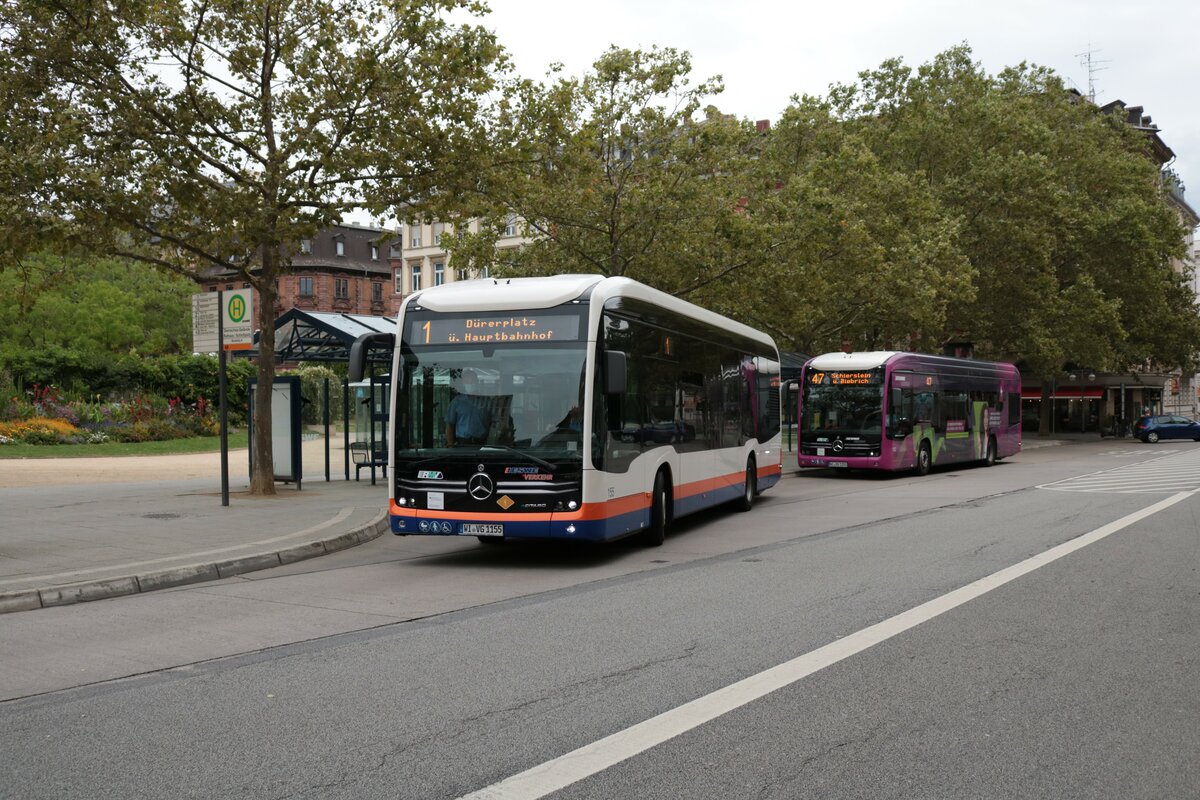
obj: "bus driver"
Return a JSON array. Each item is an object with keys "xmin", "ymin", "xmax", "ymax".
[{"xmin": 445, "ymin": 369, "xmax": 491, "ymax": 446}]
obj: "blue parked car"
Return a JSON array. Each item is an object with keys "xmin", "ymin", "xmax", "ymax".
[{"xmin": 1133, "ymin": 415, "xmax": 1200, "ymax": 443}]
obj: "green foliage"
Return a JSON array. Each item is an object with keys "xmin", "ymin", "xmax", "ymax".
[
  {"xmin": 0, "ymin": 252, "xmax": 194, "ymax": 357},
  {"xmin": 826, "ymin": 46, "xmax": 1199, "ymax": 374},
  {"xmin": 1, "ymin": 0, "xmax": 508, "ymax": 489},
  {"xmin": 281, "ymin": 363, "xmax": 346, "ymax": 425},
  {"xmin": 462, "ymin": 47, "xmax": 760, "ymax": 296},
  {"xmin": 729, "ymin": 96, "xmax": 974, "ymax": 354}
]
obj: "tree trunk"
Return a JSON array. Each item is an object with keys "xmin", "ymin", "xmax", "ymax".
[
  {"xmin": 1038, "ymin": 383, "xmax": 1052, "ymax": 438},
  {"xmin": 250, "ymin": 250, "xmax": 278, "ymax": 495}
]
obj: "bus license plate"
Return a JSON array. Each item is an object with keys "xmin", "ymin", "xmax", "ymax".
[
  {"xmin": 828, "ymin": 461, "xmax": 848, "ymax": 468},
  {"xmin": 462, "ymin": 524, "xmax": 503, "ymax": 536}
]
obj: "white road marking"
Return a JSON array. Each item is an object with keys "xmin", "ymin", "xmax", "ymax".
[
  {"xmin": 458, "ymin": 490, "xmax": 1197, "ymax": 800},
  {"xmin": 1039, "ymin": 449, "xmax": 1200, "ymax": 494}
]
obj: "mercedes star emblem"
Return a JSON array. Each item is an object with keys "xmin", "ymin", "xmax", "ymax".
[{"xmin": 469, "ymin": 472, "xmax": 495, "ymax": 500}]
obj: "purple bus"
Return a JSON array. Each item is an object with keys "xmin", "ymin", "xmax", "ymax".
[{"xmin": 797, "ymin": 351, "xmax": 1021, "ymax": 474}]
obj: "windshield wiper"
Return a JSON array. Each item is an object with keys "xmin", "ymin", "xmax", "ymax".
[{"xmin": 479, "ymin": 444, "xmax": 557, "ymax": 472}]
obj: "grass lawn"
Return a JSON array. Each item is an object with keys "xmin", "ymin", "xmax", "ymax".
[{"xmin": 0, "ymin": 430, "xmax": 250, "ymax": 459}]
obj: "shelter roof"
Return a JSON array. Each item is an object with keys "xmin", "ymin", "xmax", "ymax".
[{"xmin": 249, "ymin": 309, "xmax": 395, "ymax": 363}]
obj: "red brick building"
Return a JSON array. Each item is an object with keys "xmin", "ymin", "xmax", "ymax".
[{"xmin": 201, "ymin": 223, "xmax": 402, "ymax": 318}]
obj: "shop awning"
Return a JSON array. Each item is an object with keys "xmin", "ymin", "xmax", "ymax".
[{"xmin": 1021, "ymin": 386, "xmax": 1105, "ymax": 399}]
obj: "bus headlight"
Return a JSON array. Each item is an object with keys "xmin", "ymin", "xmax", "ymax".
[
  {"xmin": 397, "ymin": 497, "xmax": 407, "ymax": 506},
  {"xmin": 566, "ymin": 524, "xmax": 577, "ymax": 534},
  {"xmin": 568, "ymin": 500, "xmax": 578, "ymax": 510}
]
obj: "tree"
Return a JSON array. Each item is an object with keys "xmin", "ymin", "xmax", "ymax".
[
  {"xmin": 450, "ymin": 46, "xmax": 763, "ymax": 298},
  {"xmin": 829, "ymin": 46, "xmax": 1199, "ymax": 433},
  {"xmin": 0, "ymin": 253, "xmax": 195, "ymax": 357},
  {"xmin": 1, "ymin": 0, "xmax": 506, "ymax": 491},
  {"xmin": 735, "ymin": 95, "xmax": 973, "ymax": 355}
]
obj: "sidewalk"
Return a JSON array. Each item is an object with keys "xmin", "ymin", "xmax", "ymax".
[{"xmin": 0, "ymin": 433, "xmax": 390, "ymax": 614}]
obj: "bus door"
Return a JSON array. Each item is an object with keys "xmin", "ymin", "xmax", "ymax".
[
  {"xmin": 938, "ymin": 387, "xmax": 974, "ymax": 462},
  {"xmin": 890, "ymin": 373, "xmax": 938, "ymax": 464}
]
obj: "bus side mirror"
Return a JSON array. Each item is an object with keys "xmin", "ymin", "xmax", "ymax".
[
  {"xmin": 348, "ymin": 332, "xmax": 395, "ymax": 383},
  {"xmin": 604, "ymin": 350, "xmax": 627, "ymax": 395}
]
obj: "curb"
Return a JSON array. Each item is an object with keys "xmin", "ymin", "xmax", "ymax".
[{"xmin": 0, "ymin": 509, "xmax": 388, "ymax": 615}]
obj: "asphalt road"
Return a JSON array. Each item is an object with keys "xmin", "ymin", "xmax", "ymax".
[{"xmin": 2, "ymin": 439, "xmax": 1197, "ymax": 799}]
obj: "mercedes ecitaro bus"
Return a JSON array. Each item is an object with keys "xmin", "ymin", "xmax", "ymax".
[
  {"xmin": 797, "ymin": 351, "xmax": 1021, "ymax": 474},
  {"xmin": 350, "ymin": 275, "xmax": 782, "ymax": 546}
]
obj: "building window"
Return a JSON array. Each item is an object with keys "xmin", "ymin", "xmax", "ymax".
[
  {"xmin": 395, "ymin": 271, "xmax": 404, "ymax": 294},
  {"xmin": 434, "ymin": 262, "xmax": 445, "ymax": 286},
  {"xmin": 390, "ymin": 243, "xmax": 402, "ymax": 258},
  {"xmin": 335, "ymin": 278, "xmax": 349, "ymax": 299},
  {"xmin": 225, "ymin": 283, "xmax": 234, "ymax": 290},
  {"xmin": 370, "ymin": 244, "xmax": 379, "ymax": 261},
  {"xmin": 457, "ymin": 268, "xmax": 468, "ymax": 281},
  {"xmin": 433, "ymin": 222, "xmax": 445, "ymax": 246},
  {"xmin": 411, "ymin": 232, "xmax": 422, "ymax": 248},
  {"xmin": 298, "ymin": 277, "xmax": 314, "ymax": 297},
  {"xmin": 504, "ymin": 216, "xmax": 516, "ymax": 237},
  {"xmin": 300, "ymin": 238, "xmax": 312, "ymax": 254},
  {"xmin": 242, "ymin": 282, "xmax": 251, "ymax": 289},
  {"xmin": 411, "ymin": 264, "xmax": 422, "ymax": 293},
  {"xmin": 372, "ymin": 282, "xmax": 383, "ymax": 302},
  {"xmin": 480, "ymin": 266, "xmax": 490, "ymax": 279},
  {"xmin": 335, "ymin": 239, "xmax": 345, "ymax": 257}
]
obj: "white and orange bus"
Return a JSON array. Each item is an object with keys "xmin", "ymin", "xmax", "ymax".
[{"xmin": 351, "ymin": 275, "xmax": 782, "ymax": 546}]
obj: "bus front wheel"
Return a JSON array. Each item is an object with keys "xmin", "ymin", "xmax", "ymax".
[
  {"xmin": 915, "ymin": 442, "xmax": 932, "ymax": 476},
  {"xmin": 643, "ymin": 471, "xmax": 669, "ymax": 547},
  {"xmin": 736, "ymin": 456, "xmax": 756, "ymax": 512}
]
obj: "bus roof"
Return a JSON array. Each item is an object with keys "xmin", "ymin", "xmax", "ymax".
[
  {"xmin": 807, "ymin": 351, "xmax": 1018, "ymax": 374},
  {"xmin": 414, "ymin": 274, "xmax": 603, "ymax": 312},
  {"xmin": 808, "ymin": 351, "xmax": 901, "ymax": 371},
  {"xmin": 410, "ymin": 274, "xmax": 777, "ymax": 353}
]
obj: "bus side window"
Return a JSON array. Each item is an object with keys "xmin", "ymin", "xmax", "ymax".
[{"xmin": 913, "ymin": 390, "xmax": 935, "ymax": 425}]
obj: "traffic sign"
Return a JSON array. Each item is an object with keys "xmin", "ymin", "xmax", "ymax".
[{"xmin": 222, "ymin": 288, "xmax": 254, "ymax": 350}]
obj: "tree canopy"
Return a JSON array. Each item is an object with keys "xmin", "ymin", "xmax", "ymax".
[
  {"xmin": 470, "ymin": 44, "xmax": 1196, "ymax": 389},
  {"xmin": 825, "ymin": 46, "xmax": 1197, "ymax": 376},
  {"xmin": 1, "ymin": 0, "xmax": 509, "ymax": 491}
]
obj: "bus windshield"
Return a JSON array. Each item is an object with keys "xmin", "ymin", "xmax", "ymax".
[
  {"xmin": 396, "ymin": 342, "xmax": 587, "ymax": 468},
  {"xmin": 801, "ymin": 385, "xmax": 884, "ymax": 436}
]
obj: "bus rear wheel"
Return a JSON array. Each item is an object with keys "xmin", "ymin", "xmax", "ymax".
[
  {"xmin": 642, "ymin": 471, "xmax": 669, "ymax": 547},
  {"xmin": 736, "ymin": 456, "xmax": 756, "ymax": 512},
  {"xmin": 915, "ymin": 441, "xmax": 932, "ymax": 476}
]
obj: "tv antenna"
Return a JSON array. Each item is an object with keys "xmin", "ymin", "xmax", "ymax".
[{"xmin": 1075, "ymin": 45, "xmax": 1110, "ymax": 102}]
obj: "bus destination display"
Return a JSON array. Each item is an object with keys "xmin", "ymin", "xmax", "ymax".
[
  {"xmin": 808, "ymin": 369, "xmax": 882, "ymax": 386},
  {"xmin": 408, "ymin": 313, "xmax": 582, "ymax": 345}
]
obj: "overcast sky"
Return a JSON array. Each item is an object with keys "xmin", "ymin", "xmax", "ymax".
[{"xmin": 479, "ymin": 0, "xmax": 1199, "ymax": 227}]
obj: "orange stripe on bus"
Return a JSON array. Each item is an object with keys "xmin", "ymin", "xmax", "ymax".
[{"xmin": 390, "ymin": 491, "xmax": 651, "ymax": 523}]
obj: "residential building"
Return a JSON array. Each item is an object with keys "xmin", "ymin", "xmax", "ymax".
[
  {"xmin": 200, "ymin": 223, "xmax": 401, "ymax": 317},
  {"xmin": 390, "ymin": 217, "xmax": 533, "ymax": 304}
]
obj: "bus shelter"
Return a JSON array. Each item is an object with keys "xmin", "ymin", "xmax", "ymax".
[{"xmin": 246, "ymin": 309, "xmax": 395, "ymax": 483}]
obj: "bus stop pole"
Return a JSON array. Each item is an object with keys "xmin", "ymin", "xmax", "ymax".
[
  {"xmin": 324, "ymin": 377, "xmax": 331, "ymax": 482},
  {"xmin": 217, "ymin": 289, "xmax": 230, "ymax": 507}
]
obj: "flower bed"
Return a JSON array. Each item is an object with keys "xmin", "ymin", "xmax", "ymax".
[{"xmin": 0, "ymin": 383, "xmax": 219, "ymax": 446}]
